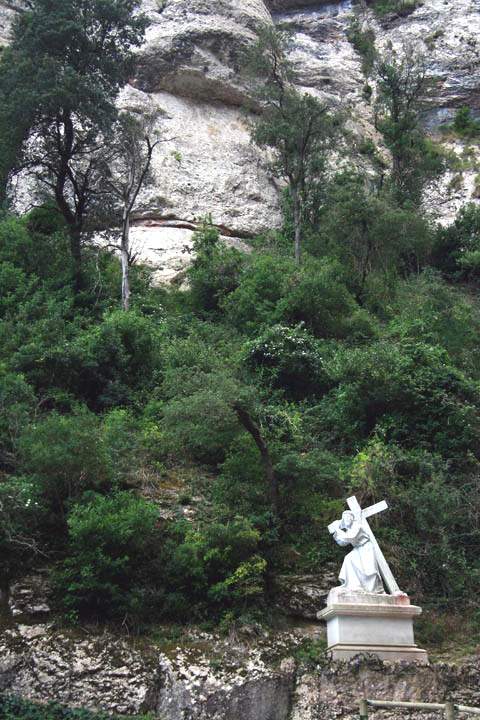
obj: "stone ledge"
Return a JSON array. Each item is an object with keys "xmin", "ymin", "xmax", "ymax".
[
  {"xmin": 327, "ymin": 643, "xmax": 429, "ymax": 664},
  {"xmin": 318, "ymin": 603, "xmax": 423, "ymax": 621}
]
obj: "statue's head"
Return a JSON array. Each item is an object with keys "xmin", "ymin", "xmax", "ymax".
[{"xmin": 341, "ymin": 510, "xmax": 355, "ymax": 529}]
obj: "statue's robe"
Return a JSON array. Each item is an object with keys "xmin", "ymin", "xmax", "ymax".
[{"xmin": 333, "ymin": 521, "xmax": 384, "ymax": 593}]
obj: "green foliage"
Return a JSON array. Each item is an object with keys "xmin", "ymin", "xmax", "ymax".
[
  {"xmin": 188, "ymin": 220, "xmax": 244, "ymax": 315},
  {"xmin": 316, "ymin": 172, "xmax": 434, "ymax": 305},
  {"xmin": 161, "ymin": 517, "xmax": 266, "ymax": 618},
  {"xmin": 369, "ymin": 0, "xmax": 422, "ymax": 17},
  {"xmin": 0, "ymin": 693, "xmax": 152, "ymax": 720},
  {"xmin": 0, "ymin": 476, "xmax": 44, "ymax": 585},
  {"xmin": 432, "ymin": 203, "xmax": 480, "ymax": 280},
  {"xmin": 0, "ymin": 0, "xmax": 148, "ymax": 287},
  {"xmin": 452, "ymin": 106, "xmax": 480, "ymax": 138},
  {"xmin": 56, "ymin": 491, "xmax": 159, "ymax": 621},
  {"xmin": 375, "ymin": 48, "xmax": 444, "ymax": 205},
  {"xmin": 223, "ymin": 252, "xmax": 373, "ymax": 339},
  {"xmin": 347, "ymin": 16, "xmax": 376, "ymax": 76},
  {"xmin": 0, "ymin": 367, "xmax": 35, "ymax": 471},
  {"xmin": 18, "ymin": 408, "xmax": 112, "ymax": 519},
  {"xmin": 348, "ymin": 438, "xmax": 480, "ymax": 603},
  {"xmin": 159, "ymin": 368, "xmax": 243, "ymax": 465},
  {"xmin": 244, "ymin": 26, "xmax": 340, "ymax": 261},
  {"xmin": 214, "ymin": 435, "xmax": 268, "ymax": 516},
  {"xmin": 1, "ymin": 6, "xmax": 480, "ymax": 624},
  {"xmin": 317, "ymin": 340, "xmax": 480, "ymax": 465},
  {"xmin": 245, "ymin": 323, "xmax": 330, "ymax": 400}
]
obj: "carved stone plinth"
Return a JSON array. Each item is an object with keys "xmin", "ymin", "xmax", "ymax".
[{"xmin": 317, "ymin": 590, "xmax": 429, "ymax": 664}]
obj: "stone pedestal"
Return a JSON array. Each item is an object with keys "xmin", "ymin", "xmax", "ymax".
[{"xmin": 317, "ymin": 589, "xmax": 428, "ymax": 664}]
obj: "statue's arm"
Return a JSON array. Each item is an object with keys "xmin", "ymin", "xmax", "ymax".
[{"xmin": 333, "ymin": 528, "xmax": 350, "ymax": 547}]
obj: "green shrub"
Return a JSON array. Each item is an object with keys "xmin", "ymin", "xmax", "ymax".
[
  {"xmin": 222, "ymin": 252, "xmax": 293, "ymax": 333},
  {"xmin": 0, "ymin": 693, "xmax": 152, "ymax": 720},
  {"xmin": 188, "ymin": 220, "xmax": 244, "ymax": 315},
  {"xmin": 0, "ymin": 367, "xmax": 35, "ymax": 471},
  {"xmin": 159, "ymin": 372, "xmax": 241, "ymax": 465},
  {"xmin": 278, "ymin": 259, "xmax": 376, "ymax": 339},
  {"xmin": 317, "ymin": 340, "xmax": 480, "ymax": 464},
  {"xmin": 369, "ymin": 0, "xmax": 422, "ymax": 18},
  {"xmin": 214, "ymin": 435, "xmax": 267, "ymax": 516},
  {"xmin": 452, "ymin": 106, "xmax": 480, "ymax": 138},
  {"xmin": 161, "ymin": 517, "xmax": 267, "ymax": 617},
  {"xmin": 431, "ymin": 203, "xmax": 480, "ymax": 279},
  {"xmin": 347, "ymin": 17, "xmax": 376, "ymax": 75},
  {"xmin": 18, "ymin": 408, "xmax": 112, "ymax": 519},
  {"xmin": 245, "ymin": 323, "xmax": 331, "ymax": 399},
  {"xmin": 56, "ymin": 492, "xmax": 159, "ymax": 621}
]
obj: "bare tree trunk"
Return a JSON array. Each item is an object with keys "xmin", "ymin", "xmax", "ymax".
[
  {"xmin": 69, "ymin": 226, "xmax": 83, "ymax": 295},
  {"xmin": 292, "ymin": 186, "xmax": 302, "ymax": 265},
  {"xmin": 233, "ymin": 403, "xmax": 279, "ymax": 517},
  {"xmin": 121, "ymin": 209, "xmax": 130, "ymax": 311}
]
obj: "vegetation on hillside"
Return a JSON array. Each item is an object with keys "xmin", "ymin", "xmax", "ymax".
[
  {"xmin": 0, "ymin": 2, "xmax": 479, "ymax": 638},
  {"xmin": 0, "ymin": 694, "xmax": 151, "ymax": 720}
]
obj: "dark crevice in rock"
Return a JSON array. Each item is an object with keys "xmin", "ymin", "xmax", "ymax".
[{"xmin": 131, "ymin": 214, "xmax": 256, "ymax": 241}]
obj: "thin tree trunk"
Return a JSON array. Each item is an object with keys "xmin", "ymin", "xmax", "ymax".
[
  {"xmin": 121, "ymin": 210, "xmax": 130, "ymax": 311},
  {"xmin": 233, "ymin": 403, "xmax": 279, "ymax": 517},
  {"xmin": 69, "ymin": 226, "xmax": 82, "ymax": 294},
  {"xmin": 292, "ymin": 186, "xmax": 302, "ymax": 265}
]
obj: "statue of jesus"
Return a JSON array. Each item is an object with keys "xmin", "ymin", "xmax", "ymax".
[{"xmin": 331, "ymin": 510, "xmax": 385, "ymax": 594}]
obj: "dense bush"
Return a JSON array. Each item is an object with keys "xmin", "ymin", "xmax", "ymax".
[
  {"xmin": 160, "ymin": 517, "xmax": 267, "ymax": 618},
  {"xmin": 18, "ymin": 408, "xmax": 112, "ymax": 520},
  {"xmin": 432, "ymin": 203, "xmax": 480, "ymax": 280},
  {"xmin": 316, "ymin": 340, "xmax": 480, "ymax": 463},
  {"xmin": 0, "ymin": 694, "xmax": 151, "ymax": 720},
  {"xmin": 245, "ymin": 323, "xmax": 330, "ymax": 399},
  {"xmin": 0, "ymin": 476, "xmax": 44, "ymax": 585},
  {"xmin": 1, "ymin": 141, "xmax": 480, "ymax": 621},
  {"xmin": 188, "ymin": 221, "xmax": 243, "ymax": 315},
  {"xmin": 56, "ymin": 492, "xmax": 160, "ymax": 621}
]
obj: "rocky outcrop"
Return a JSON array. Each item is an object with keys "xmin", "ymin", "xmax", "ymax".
[
  {"xmin": 1, "ymin": 0, "xmax": 480, "ymax": 280},
  {"xmin": 1, "ymin": 575, "xmax": 480, "ymax": 720},
  {"xmin": 129, "ymin": 0, "xmax": 480, "ymax": 276},
  {"xmin": 0, "ymin": 1, "xmax": 22, "ymax": 46},
  {"xmin": 272, "ymin": 572, "xmax": 337, "ymax": 619},
  {"xmin": 1, "ymin": 616, "xmax": 480, "ymax": 719},
  {"xmin": 137, "ymin": 0, "xmax": 270, "ymax": 104}
]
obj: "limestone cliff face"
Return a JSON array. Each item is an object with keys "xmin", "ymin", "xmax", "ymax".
[{"xmin": 1, "ymin": 0, "xmax": 480, "ymax": 280}]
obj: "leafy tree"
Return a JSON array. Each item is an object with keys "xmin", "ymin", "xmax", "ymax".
[
  {"xmin": 375, "ymin": 45, "xmax": 443, "ymax": 205},
  {"xmin": 317, "ymin": 172, "xmax": 434, "ymax": 303},
  {"xmin": 0, "ymin": 0, "xmax": 148, "ymax": 291},
  {"xmin": 0, "ymin": 367, "xmax": 35, "ymax": 472},
  {"xmin": 245, "ymin": 27, "xmax": 339, "ymax": 263},
  {"xmin": 452, "ymin": 106, "xmax": 480, "ymax": 138},
  {"xmin": 100, "ymin": 111, "xmax": 162, "ymax": 310},
  {"xmin": 187, "ymin": 219, "xmax": 244, "ymax": 315},
  {"xmin": 245, "ymin": 323, "xmax": 330, "ymax": 400}
]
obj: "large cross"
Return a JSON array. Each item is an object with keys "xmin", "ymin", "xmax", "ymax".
[{"xmin": 328, "ymin": 495, "xmax": 401, "ymax": 595}]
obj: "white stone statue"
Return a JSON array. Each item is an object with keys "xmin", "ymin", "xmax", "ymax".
[
  {"xmin": 319, "ymin": 496, "xmax": 427, "ymax": 663},
  {"xmin": 330, "ymin": 510, "xmax": 384, "ymax": 594},
  {"xmin": 328, "ymin": 496, "xmax": 402, "ymax": 596}
]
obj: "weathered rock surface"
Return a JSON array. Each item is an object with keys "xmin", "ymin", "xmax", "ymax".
[
  {"xmin": 1, "ymin": 616, "xmax": 480, "ymax": 720},
  {"xmin": 272, "ymin": 571, "xmax": 337, "ymax": 619},
  {"xmin": 1, "ymin": 0, "xmax": 480, "ymax": 276},
  {"xmin": 8, "ymin": 573, "xmax": 51, "ymax": 621}
]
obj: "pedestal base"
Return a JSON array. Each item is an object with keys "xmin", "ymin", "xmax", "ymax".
[{"xmin": 317, "ymin": 590, "xmax": 428, "ymax": 664}]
